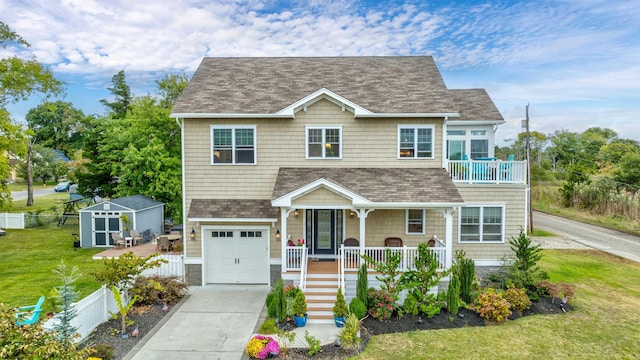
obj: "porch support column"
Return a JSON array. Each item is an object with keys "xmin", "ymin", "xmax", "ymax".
[
  {"xmin": 444, "ymin": 208, "xmax": 454, "ymax": 270},
  {"xmin": 359, "ymin": 209, "xmax": 366, "ymax": 256},
  {"xmin": 280, "ymin": 207, "xmax": 288, "ymax": 273}
]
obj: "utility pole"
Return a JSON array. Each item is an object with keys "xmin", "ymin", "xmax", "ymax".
[{"xmin": 524, "ymin": 104, "xmax": 533, "ymax": 233}]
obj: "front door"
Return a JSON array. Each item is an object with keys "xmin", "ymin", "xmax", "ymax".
[{"xmin": 306, "ymin": 209, "xmax": 343, "ymax": 255}]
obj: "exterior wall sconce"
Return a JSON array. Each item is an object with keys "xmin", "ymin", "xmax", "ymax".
[
  {"xmin": 294, "ymin": 209, "xmax": 299, "ymax": 217},
  {"xmin": 276, "ymin": 229, "xmax": 281, "ymax": 239},
  {"xmin": 190, "ymin": 228, "xmax": 196, "ymax": 241},
  {"xmin": 350, "ymin": 211, "xmax": 355, "ymax": 217}
]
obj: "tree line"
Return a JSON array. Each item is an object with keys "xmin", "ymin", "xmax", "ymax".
[
  {"xmin": 496, "ymin": 127, "xmax": 640, "ymax": 220},
  {"xmin": 0, "ymin": 21, "xmax": 185, "ymax": 221}
]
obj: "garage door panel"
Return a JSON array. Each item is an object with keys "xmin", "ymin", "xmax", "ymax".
[{"xmin": 205, "ymin": 228, "xmax": 269, "ymax": 285}]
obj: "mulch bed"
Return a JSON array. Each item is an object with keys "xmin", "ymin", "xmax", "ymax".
[
  {"xmin": 80, "ymin": 303, "xmax": 173, "ymax": 360},
  {"xmin": 280, "ymin": 296, "xmax": 570, "ymax": 359},
  {"xmin": 81, "ymin": 297, "xmax": 569, "ymax": 360}
]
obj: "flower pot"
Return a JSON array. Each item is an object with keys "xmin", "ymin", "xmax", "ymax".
[
  {"xmin": 294, "ymin": 315, "xmax": 307, "ymax": 327},
  {"xmin": 334, "ymin": 316, "xmax": 345, "ymax": 328}
]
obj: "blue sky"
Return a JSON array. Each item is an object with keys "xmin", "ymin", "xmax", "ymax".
[{"xmin": 2, "ymin": 0, "xmax": 639, "ymax": 144}]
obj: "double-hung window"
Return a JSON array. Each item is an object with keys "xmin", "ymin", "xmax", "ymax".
[
  {"xmin": 406, "ymin": 209, "xmax": 425, "ymax": 234},
  {"xmin": 306, "ymin": 127, "xmax": 341, "ymax": 159},
  {"xmin": 398, "ymin": 125, "xmax": 434, "ymax": 159},
  {"xmin": 211, "ymin": 126, "xmax": 256, "ymax": 164},
  {"xmin": 459, "ymin": 205, "xmax": 504, "ymax": 242}
]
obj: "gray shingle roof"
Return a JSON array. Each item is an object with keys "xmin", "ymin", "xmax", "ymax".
[
  {"xmin": 449, "ymin": 89, "xmax": 504, "ymax": 121},
  {"xmin": 273, "ymin": 168, "xmax": 463, "ymax": 204},
  {"xmin": 109, "ymin": 195, "xmax": 164, "ymax": 211},
  {"xmin": 172, "ymin": 56, "xmax": 459, "ymax": 115},
  {"xmin": 188, "ymin": 199, "xmax": 279, "ymax": 219}
]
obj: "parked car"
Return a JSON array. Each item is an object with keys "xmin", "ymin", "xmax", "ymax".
[{"xmin": 54, "ymin": 181, "xmax": 71, "ymax": 192}]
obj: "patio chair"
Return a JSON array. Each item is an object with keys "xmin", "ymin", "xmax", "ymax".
[
  {"xmin": 157, "ymin": 236, "xmax": 171, "ymax": 252},
  {"xmin": 384, "ymin": 237, "xmax": 403, "ymax": 247},
  {"xmin": 343, "ymin": 238, "xmax": 359, "ymax": 246},
  {"xmin": 130, "ymin": 229, "xmax": 143, "ymax": 246},
  {"xmin": 112, "ymin": 232, "xmax": 126, "ymax": 248},
  {"xmin": 15, "ymin": 295, "xmax": 45, "ymax": 325}
]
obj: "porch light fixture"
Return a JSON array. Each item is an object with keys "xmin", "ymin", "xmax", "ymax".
[
  {"xmin": 276, "ymin": 229, "xmax": 281, "ymax": 239},
  {"xmin": 190, "ymin": 228, "xmax": 196, "ymax": 241},
  {"xmin": 350, "ymin": 210, "xmax": 355, "ymax": 217},
  {"xmin": 294, "ymin": 209, "xmax": 299, "ymax": 217}
]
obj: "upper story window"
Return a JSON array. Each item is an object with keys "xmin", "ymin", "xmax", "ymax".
[
  {"xmin": 306, "ymin": 127, "xmax": 341, "ymax": 159},
  {"xmin": 406, "ymin": 209, "xmax": 425, "ymax": 234},
  {"xmin": 447, "ymin": 127, "xmax": 492, "ymax": 160},
  {"xmin": 211, "ymin": 125, "xmax": 256, "ymax": 165},
  {"xmin": 398, "ymin": 125, "xmax": 434, "ymax": 159}
]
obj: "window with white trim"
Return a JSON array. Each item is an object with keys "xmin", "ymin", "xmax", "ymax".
[
  {"xmin": 406, "ymin": 209, "xmax": 425, "ymax": 234},
  {"xmin": 398, "ymin": 125, "xmax": 434, "ymax": 158},
  {"xmin": 306, "ymin": 127, "xmax": 341, "ymax": 159},
  {"xmin": 211, "ymin": 126, "xmax": 256, "ymax": 164},
  {"xmin": 459, "ymin": 206, "xmax": 504, "ymax": 242}
]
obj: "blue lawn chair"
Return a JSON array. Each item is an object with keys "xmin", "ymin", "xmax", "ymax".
[{"xmin": 15, "ymin": 295, "xmax": 45, "ymax": 325}]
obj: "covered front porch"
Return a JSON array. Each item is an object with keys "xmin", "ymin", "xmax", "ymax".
[{"xmin": 272, "ymin": 167, "xmax": 464, "ymax": 286}]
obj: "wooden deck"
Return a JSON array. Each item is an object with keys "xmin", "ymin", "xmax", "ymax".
[
  {"xmin": 306, "ymin": 259, "xmax": 339, "ymax": 274},
  {"xmin": 92, "ymin": 242, "xmax": 180, "ymax": 259}
]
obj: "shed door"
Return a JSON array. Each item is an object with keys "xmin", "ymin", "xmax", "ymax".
[
  {"xmin": 93, "ymin": 212, "xmax": 121, "ymax": 246},
  {"xmin": 205, "ymin": 228, "xmax": 269, "ymax": 284}
]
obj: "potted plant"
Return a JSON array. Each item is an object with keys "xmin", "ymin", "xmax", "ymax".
[
  {"xmin": 292, "ymin": 290, "xmax": 307, "ymax": 327},
  {"xmin": 333, "ymin": 288, "xmax": 348, "ymax": 327}
]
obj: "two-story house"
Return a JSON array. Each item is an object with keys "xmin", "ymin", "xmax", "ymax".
[{"xmin": 171, "ymin": 56, "xmax": 527, "ymax": 321}]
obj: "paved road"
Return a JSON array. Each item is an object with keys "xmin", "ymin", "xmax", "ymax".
[
  {"xmin": 534, "ymin": 211, "xmax": 640, "ymax": 263},
  {"xmin": 10, "ymin": 188, "xmax": 56, "ymax": 201}
]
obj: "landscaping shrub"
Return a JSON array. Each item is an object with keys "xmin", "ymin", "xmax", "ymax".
[
  {"xmin": 339, "ymin": 313, "xmax": 362, "ymax": 349},
  {"xmin": 474, "ymin": 288, "xmax": 512, "ymax": 324},
  {"xmin": 259, "ymin": 318, "xmax": 279, "ymax": 334},
  {"xmin": 333, "ymin": 288, "xmax": 348, "ymax": 318},
  {"xmin": 357, "ymin": 263, "xmax": 369, "ymax": 308},
  {"xmin": 366, "ymin": 289, "xmax": 396, "ymax": 321},
  {"xmin": 536, "ymin": 280, "xmax": 576, "ymax": 304},
  {"xmin": 399, "ymin": 243, "xmax": 448, "ymax": 318},
  {"xmin": 402, "ymin": 293, "xmax": 419, "ymax": 316},
  {"xmin": 90, "ymin": 343, "xmax": 115, "ymax": 360},
  {"xmin": 362, "ymin": 248, "xmax": 403, "ymax": 298},
  {"xmin": 304, "ymin": 331, "xmax": 321, "ymax": 356},
  {"xmin": 0, "ymin": 304, "xmax": 90, "ymax": 359},
  {"xmin": 266, "ymin": 279, "xmax": 287, "ymax": 321},
  {"xmin": 507, "ymin": 228, "xmax": 549, "ymax": 299},
  {"xmin": 131, "ymin": 275, "xmax": 187, "ymax": 305},
  {"xmin": 455, "ymin": 251, "xmax": 476, "ymax": 303},
  {"xmin": 503, "ymin": 286, "xmax": 531, "ymax": 314},
  {"xmin": 447, "ymin": 274, "xmax": 461, "ymax": 315},
  {"xmin": 349, "ymin": 297, "xmax": 367, "ymax": 319}
]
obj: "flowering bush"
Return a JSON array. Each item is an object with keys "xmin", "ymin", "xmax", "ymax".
[
  {"xmin": 283, "ymin": 284, "xmax": 300, "ymax": 299},
  {"xmin": 474, "ymin": 288, "xmax": 511, "ymax": 324},
  {"xmin": 366, "ymin": 289, "xmax": 396, "ymax": 321},
  {"xmin": 296, "ymin": 238, "xmax": 305, "ymax": 246},
  {"xmin": 245, "ymin": 335, "xmax": 280, "ymax": 359}
]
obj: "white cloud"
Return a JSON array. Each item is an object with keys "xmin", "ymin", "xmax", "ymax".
[{"xmin": 1, "ymin": 0, "xmax": 639, "ymax": 141}]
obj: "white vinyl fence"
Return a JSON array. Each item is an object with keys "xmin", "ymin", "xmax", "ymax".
[
  {"xmin": 0, "ymin": 212, "xmax": 25, "ymax": 229},
  {"xmin": 43, "ymin": 254, "xmax": 184, "ymax": 342}
]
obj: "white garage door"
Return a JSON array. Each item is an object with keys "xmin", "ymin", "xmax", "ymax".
[{"xmin": 205, "ymin": 227, "xmax": 269, "ymax": 284}]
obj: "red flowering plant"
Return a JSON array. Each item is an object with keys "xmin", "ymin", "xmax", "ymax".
[
  {"xmin": 245, "ymin": 335, "xmax": 280, "ymax": 359},
  {"xmin": 296, "ymin": 238, "xmax": 305, "ymax": 246},
  {"xmin": 366, "ymin": 289, "xmax": 397, "ymax": 321}
]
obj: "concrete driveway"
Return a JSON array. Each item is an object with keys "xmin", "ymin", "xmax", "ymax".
[{"xmin": 125, "ymin": 285, "xmax": 269, "ymax": 360}]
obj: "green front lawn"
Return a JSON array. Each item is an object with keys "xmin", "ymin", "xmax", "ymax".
[
  {"xmin": 355, "ymin": 249, "xmax": 640, "ymax": 359},
  {"xmin": 0, "ymin": 227, "xmax": 103, "ymax": 313}
]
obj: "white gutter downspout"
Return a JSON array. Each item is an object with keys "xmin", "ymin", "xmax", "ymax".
[
  {"xmin": 442, "ymin": 116, "xmax": 448, "ymax": 170},
  {"xmin": 176, "ymin": 117, "xmax": 190, "ymax": 283}
]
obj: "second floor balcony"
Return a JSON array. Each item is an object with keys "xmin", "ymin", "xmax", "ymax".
[{"xmin": 447, "ymin": 159, "xmax": 528, "ymax": 184}]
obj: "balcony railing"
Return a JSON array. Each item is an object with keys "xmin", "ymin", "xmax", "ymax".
[{"xmin": 447, "ymin": 159, "xmax": 527, "ymax": 184}]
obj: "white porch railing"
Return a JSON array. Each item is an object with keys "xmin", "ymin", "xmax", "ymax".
[
  {"xmin": 337, "ymin": 245, "xmax": 446, "ymax": 291},
  {"xmin": 447, "ymin": 159, "xmax": 527, "ymax": 184},
  {"xmin": 299, "ymin": 249, "xmax": 308, "ymax": 291},
  {"xmin": 0, "ymin": 212, "xmax": 25, "ymax": 229},
  {"xmin": 285, "ymin": 246, "xmax": 307, "ymax": 271}
]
